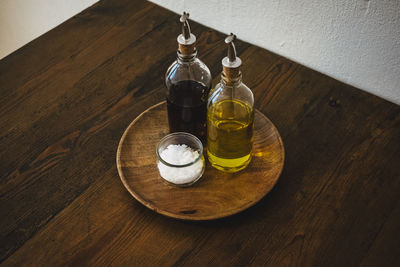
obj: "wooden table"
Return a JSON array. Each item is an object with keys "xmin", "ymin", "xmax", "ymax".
[{"xmin": 1, "ymin": 0, "xmax": 399, "ymax": 265}]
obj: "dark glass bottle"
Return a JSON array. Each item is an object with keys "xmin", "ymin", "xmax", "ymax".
[{"xmin": 165, "ymin": 12, "xmax": 212, "ymax": 144}]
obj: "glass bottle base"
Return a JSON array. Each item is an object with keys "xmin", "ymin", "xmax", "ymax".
[{"xmin": 207, "ymin": 151, "xmax": 252, "ymax": 173}]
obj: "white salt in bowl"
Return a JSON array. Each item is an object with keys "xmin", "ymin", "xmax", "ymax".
[{"xmin": 156, "ymin": 132, "xmax": 205, "ymax": 187}]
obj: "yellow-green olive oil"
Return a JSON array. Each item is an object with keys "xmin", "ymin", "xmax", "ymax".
[{"xmin": 207, "ymin": 99, "xmax": 254, "ymax": 172}]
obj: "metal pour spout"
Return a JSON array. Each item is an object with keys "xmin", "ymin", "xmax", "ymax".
[
  {"xmin": 221, "ymin": 33, "xmax": 242, "ymax": 84},
  {"xmin": 180, "ymin": 12, "xmax": 191, "ymax": 40},
  {"xmin": 225, "ymin": 33, "xmax": 237, "ymax": 62},
  {"xmin": 222, "ymin": 33, "xmax": 242, "ymax": 70},
  {"xmin": 177, "ymin": 11, "xmax": 196, "ymax": 54}
]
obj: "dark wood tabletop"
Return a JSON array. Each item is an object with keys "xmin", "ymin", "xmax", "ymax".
[{"xmin": 1, "ymin": 0, "xmax": 399, "ymax": 266}]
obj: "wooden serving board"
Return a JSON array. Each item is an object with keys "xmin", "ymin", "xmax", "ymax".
[{"xmin": 116, "ymin": 101, "xmax": 284, "ymax": 220}]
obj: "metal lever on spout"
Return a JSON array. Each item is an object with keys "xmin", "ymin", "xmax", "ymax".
[
  {"xmin": 180, "ymin": 12, "xmax": 191, "ymax": 40},
  {"xmin": 225, "ymin": 33, "xmax": 237, "ymax": 62}
]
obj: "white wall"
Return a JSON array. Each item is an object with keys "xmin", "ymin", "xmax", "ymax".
[
  {"xmin": 150, "ymin": 0, "xmax": 400, "ymax": 105},
  {"xmin": 1, "ymin": 0, "xmax": 398, "ymax": 104},
  {"xmin": 0, "ymin": 0, "xmax": 98, "ymax": 59}
]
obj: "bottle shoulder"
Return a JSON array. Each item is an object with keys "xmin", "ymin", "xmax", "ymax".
[
  {"xmin": 165, "ymin": 57, "xmax": 212, "ymax": 88},
  {"xmin": 208, "ymin": 81, "xmax": 254, "ymax": 107},
  {"xmin": 166, "ymin": 58, "xmax": 210, "ymax": 72},
  {"xmin": 194, "ymin": 58, "xmax": 211, "ymax": 72}
]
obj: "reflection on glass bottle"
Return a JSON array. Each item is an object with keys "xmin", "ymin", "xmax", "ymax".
[
  {"xmin": 207, "ymin": 34, "xmax": 254, "ymax": 173},
  {"xmin": 165, "ymin": 12, "xmax": 212, "ymax": 144}
]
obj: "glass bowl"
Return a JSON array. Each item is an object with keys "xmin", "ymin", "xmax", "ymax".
[{"xmin": 156, "ymin": 132, "xmax": 205, "ymax": 187}]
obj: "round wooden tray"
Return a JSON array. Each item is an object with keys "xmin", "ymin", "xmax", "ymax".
[{"xmin": 117, "ymin": 101, "xmax": 284, "ymax": 220}]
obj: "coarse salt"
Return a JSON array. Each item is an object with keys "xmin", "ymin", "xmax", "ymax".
[{"xmin": 157, "ymin": 144, "xmax": 204, "ymax": 185}]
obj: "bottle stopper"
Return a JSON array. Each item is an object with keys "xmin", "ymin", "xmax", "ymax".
[{"xmin": 177, "ymin": 12, "xmax": 196, "ymax": 55}]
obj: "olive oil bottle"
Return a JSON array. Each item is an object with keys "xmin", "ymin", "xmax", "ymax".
[{"xmin": 207, "ymin": 34, "xmax": 254, "ymax": 172}]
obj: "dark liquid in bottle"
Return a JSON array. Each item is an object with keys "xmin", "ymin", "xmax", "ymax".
[{"xmin": 167, "ymin": 80, "xmax": 210, "ymax": 144}]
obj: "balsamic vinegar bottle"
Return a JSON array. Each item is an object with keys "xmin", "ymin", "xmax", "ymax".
[
  {"xmin": 165, "ymin": 12, "xmax": 212, "ymax": 144},
  {"xmin": 207, "ymin": 34, "xmax": 255, "ymax": 173}
]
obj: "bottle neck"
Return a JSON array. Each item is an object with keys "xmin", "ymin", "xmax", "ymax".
[
  {"xmin": 177, "ymin": 49, "xmax": 197, "ymax": 63},
  {"xmin": 221, "ymin": 70, "xmax": 242, "ymax": 87}
]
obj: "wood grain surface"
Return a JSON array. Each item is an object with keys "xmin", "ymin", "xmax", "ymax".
[
  {"xmin": 1, "ymin": 0, "xmax": 399, "ymax": 265},
  {"xmin": 117, "ymin": 101, "xmax": 284, "ymax": 220}
]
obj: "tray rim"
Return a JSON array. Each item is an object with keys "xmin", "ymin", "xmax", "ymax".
[{"xmin": 116, "ymin": 101, "xmax": 285, "ymax": 220}]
